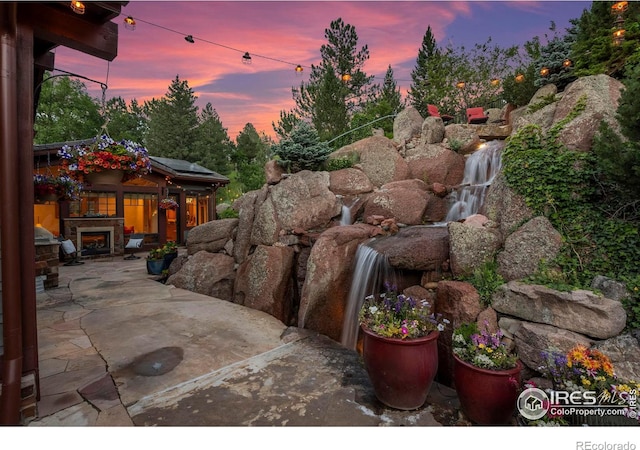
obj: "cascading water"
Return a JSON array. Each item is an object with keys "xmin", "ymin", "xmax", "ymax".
[
  {"xmin": 340, "ymin": 140, "xmax": 504, "ymax": 350},
  {"xmin": 444, "ymin": 140, "xmax": 504, "ymax": 222},
  {"xmin": 339, "ymin": 204, "xmax": 353, "ymax": 226},
  {"xmin": 340, "ymin": 243, "xmax": 396, "ymax": 350}
]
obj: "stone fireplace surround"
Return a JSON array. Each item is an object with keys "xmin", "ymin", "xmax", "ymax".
[{"xmin": 63, "ymin": 218, "xmax": 125, "ymax": 257}]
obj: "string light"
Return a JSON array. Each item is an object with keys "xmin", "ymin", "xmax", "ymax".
[
  {"xmin": 341, "ymin": 73, "xmax": 351, "ymax": 82},
  {"xmin": 515, "ymin": 73, "xmax": 525, "ymax": 83},
  {"xmin": 70, "ymin": 1, "xmax": 85, "ymax": 14},
  {"xmin": 124, "ymin": 16, "xmax": 136, "ymax": 30},
  {"xmin": 119, "ymin": 12, "xmax": 307, "ymax": 72},
  {"xmin": 456, "ymin": 81, "xmax": 465, "ymax": 89},
  {"xmin": 540, "ymin": 67, "xmax": 550, "ymax": 77},
  {"xmin": 295, "ymin": 65, "xmax": 304, "ymax": 74},
  {"xmin": 490, "ymin": 78, "xmax": 500, "ymax": 86}
]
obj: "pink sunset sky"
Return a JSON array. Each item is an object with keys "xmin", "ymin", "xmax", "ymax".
[{"xmin": 53, "ymin": 1, "xmax": 593, "ymax": 140}]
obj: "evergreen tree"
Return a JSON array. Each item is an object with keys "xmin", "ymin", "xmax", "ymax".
[
  {"xmin": 34, "ymin": 75, "xmax": 103, "ymax": 143},
  {"xmin": 144, "ymin": 75, "xmax": 199, "ymax": 160},
  {"xmin": 292, "ymin": 18, "xmax": 374, "ymax": 141},
  {"xmin": 347, "ymin": 65, "xmax": 403, "ymax": 144},
  {"xmin": 271, "ymin": 121, "xmax": 332, "ymax": 173},
  {"xmin": 233, "ymin": 123, "xmax": 270, "ymax": 191},
  {"xmin": 272, "ymin": 109, "xmax": 301, "ymax": 141},
  {"xmin": 534, "ymin": 24, "xmax": 577, "ymax": 92},
  {"xmin": 103, "ymin": 96, "xmax": 147, "ymax": 143},
  {"xmin": 571, "ymin": 1, "xmax": 640, "ymax": 79},
  {"xmin": 193, "ymin": 103, "xmax": 234, "ymax": 173},
  {"xmin": 408, "ymin": 26, "xmax": 446, "ymax": 117}
]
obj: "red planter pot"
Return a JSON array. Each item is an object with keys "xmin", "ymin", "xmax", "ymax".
[
  {"xmin": 453, "ymin": 354, "xmax": 522, "ymax": 425},
  {"xmin": 361, "ymin": 326, "xmax": 439, "ymax": 410}
]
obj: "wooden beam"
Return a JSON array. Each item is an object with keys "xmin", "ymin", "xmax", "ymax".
[
  {"xmin": 18, "ymin": 4, "xmax": 119, "ymax": 61},
  {"xmin": 34, "ymin": 51, "xmax": 54, "ymax": 71}
]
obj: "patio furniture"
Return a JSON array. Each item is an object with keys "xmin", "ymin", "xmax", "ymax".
[
  {"xmin": 466, "ymin": 107, "xmax": 489, "ymax": 124},
  {"xmin": 124, "ymin": 233, "xmax": 145, "ymax": 260},
  {"xmin": 427, "ymin": 104, "xmax": 454, "ymax": 123},
  {"xmin": 58, "ymin": 237, "xmax": 84, "ymax": 266}
]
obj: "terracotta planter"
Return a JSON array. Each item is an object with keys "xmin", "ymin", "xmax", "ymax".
[
  {"xmin": 85, "ymin": 169, "xmax": 124, "ymax": 186},
  {"xmin": 361, "ymin": 326, "xmax": 439, "ymax": 410},
  {"xmin": 453, "ymin": 354, "xmax": 522, "ymax": 425}
]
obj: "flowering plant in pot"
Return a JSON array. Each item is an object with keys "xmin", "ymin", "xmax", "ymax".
[
  {"xmin": 358, "ymin": 286, "xmax": 449, "ymax": 410},
  {"xmin": 34, "ymin": 173, "xmax": 82, "ymax": 202},
  {"xmin": 452, "ymin": 322, "xmax": 522, "ymax": 424},
  {"xmin": 57, "ymin": 134, "xmax": 151, "ymax": 184},
  {"xmin": 529, "ymin": 345, "xmax": 640, "ymax": 426},
  {"xmin": 159, "ymin": 198, "xmax": 179, "ymax": 210}
]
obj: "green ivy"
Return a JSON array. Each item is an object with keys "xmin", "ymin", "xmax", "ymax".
[
  {"xmin": 324, "ymin": 152, "xmax": 359, "ymax": 171},
  {"xmin": 501, "ymin": 94, "xmax": 640, "ymax": 329}
]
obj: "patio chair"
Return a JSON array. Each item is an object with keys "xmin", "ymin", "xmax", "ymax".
[
  {"xmin": 427, "ymin": 104, "xmax": 454, "ymax": 124},
  {"xmin": 124, "ymin": 233, "xmax": 145, "ymax": 260},
  {"xmin": 466, "ymin": 107, "xmax": 489, "ymax": 124},
  {"xmin": 58, "ymin": 237, "xmax": 84, "ymax": 266}
]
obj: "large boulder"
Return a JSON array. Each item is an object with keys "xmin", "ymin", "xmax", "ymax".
[
  {"xmin": 514, "ymin": 321, "xmax": 593, "ymax": 372},
  {"xmin": 444, "ymin": 125, "xmax": 481, "ymax": 155},
  {"xmin": 367, "ymin": 225, "xmax": 450, "ymax": 272},
  {"xmin": 497, "ymin": 216, "xmax": 562, "ymax": 281},
  {"xmin": 234, "ymin": 244, "xmax": 295, "ymax": 325},
  {"xmin": 448, "ymin": 220, "xmax": 502, "ymax": 277},
  {"xmin": 435, "ymin": 280, "xmax": 483, "ymax": 386},
  {"xmin": 405, "ymin": 146, "xmax": 466, "ymax": 186},
  {"xmin": 298, "ymin": 224, "xmax": 377, "ymax": 342},
  {"xmin": 251, "ymin": 171, "xmax": 340, "ymax": 245},
  {"xmin": 362, "ymin": 180, "xmax": 429, "ymax": 225},
  {"xmin": 482, "ymin": 172, "xmax": 534, "ymax": 237},
  {"xmin": 328, "ymin": 167, "xmax": 374, "ymax": 196},
  {"xmin": 331, "ymin": 136, "xmax": 410, "ymax": 187},
  {"xmin": 593, "ymin": 334, "xmax": 640, "ymax": 383},
  {"xmin": 233, "ymin": 187, "xmax": 268, "ymax": 265},
  {"xmin": 393, "ymin": 106, "xmax": 424, "ymax": 143},
  {"xmin": 553, "ymin": 74, "xmax": 624, "ymax": 152},
  {"xmin": 420, "ymin": 116, "xmax": 446, "ymax": 145},
  {"xmin": 166, "ymin": 251, "xmax": 236, "ymax": 300},
  {"xmin": 186, "ymin": 218, "xmax": 238, "ymax": 255},
  {"xmin": 493, "ymin": 281, "xmax": 627, "ymax": 340}
]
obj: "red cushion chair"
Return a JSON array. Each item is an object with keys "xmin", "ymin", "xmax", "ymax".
[
  {"xmin": 427, "ymin": 104, "xmax": 454, "ymax": 123},
  {"xmin": 467, "ymin": 107, "xmax": 489, "ymax": 124}
]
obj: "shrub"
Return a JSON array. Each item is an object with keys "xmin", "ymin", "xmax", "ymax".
[
  {"xmin": 324, "ymin": 152, "xmax": 359, "ymax": 171},
  {"xmin": 271, "ymin": 121, "xmax": 333, "ymax": 173}
]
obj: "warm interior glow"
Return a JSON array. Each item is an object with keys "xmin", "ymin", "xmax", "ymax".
[{"xmin": 70, "ymin": 1, "xmax": 85, "ymax": 14}]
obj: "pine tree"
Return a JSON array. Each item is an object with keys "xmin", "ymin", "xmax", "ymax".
[
  {"xmin": 103, "ymin": 96, "xmax": 147, "ymax": 144},
  {"xmin": 233, "ymin": 123, "xmax": 270, "ymax": 191},
  {"xmin": 193, "ymin": 103, "xmax": 234, "ymax": 173},
  {"xmin": 292, "ymin": 18, "xmax": 374, "ymax": 141},
  {"xmin": 144, "ymin": 75, "xmax": 199, "ymax": 160}
]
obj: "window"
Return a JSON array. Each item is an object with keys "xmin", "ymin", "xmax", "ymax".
[
  {"xmin": 186, "ymin": 195, "xmax": 210, "ymax": 227},
  {"xmin": 124, "ymin": 193, "xmax": 158, "ymax": 235},
  {"xmin": 34, "ymin": 201, "xmax": 60, "ymax": 236},
  {"xmin": 70, "ymin": 192, "xmax": 116, "ymax": 217}
]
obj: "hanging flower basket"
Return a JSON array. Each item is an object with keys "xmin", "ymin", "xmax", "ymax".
[
  {"xmin": 34, "ymin": 174, "xmax": 82, "ymax": 203},
  {"xmin": 57, "ymin": 134, "xmax": 151, "ymax": 185},
  {"xmin": 159, "ymin": 198, "xmax": 179, "ymax": 210}
]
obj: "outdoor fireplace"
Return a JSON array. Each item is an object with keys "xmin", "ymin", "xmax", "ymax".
[{"xmin": 76, "ymin": 226, "xmax": 115, "ymax": 256}]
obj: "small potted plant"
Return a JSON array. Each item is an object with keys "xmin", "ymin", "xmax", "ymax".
[
  {"xmin": 162, "ymin": 241, "xmax": 178, "ymax": 269},
  {"xmin": 146, "ymin": 246, "xmax": 166, "ymax": 275},
  {"xmin": 358, "ymin": 284, "xmax": 449, "ymax": 410},
  {"xmin": 452, "ymin": 322, "xmax": 522, "ymax": 424},
  {"xmin": 57, "ymin": 134, "xmax": 151, "ymax": 185}
]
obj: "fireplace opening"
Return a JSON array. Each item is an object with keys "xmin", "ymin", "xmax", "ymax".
[{"xmin": 80, "ymin": 231, "xmax": 111, "ymax": 256}]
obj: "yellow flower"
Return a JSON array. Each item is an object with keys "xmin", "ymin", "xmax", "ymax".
[
  {"xmin": 478, "ymin": 343, "xmax": 485, "ymax": 349},
  {"xmin": 581, "ymin": 377, "xmax": 591, "ymax": 387},
  {"xmin": 486, "ymin": 348, "xmax": 493, "ymax": 353}
]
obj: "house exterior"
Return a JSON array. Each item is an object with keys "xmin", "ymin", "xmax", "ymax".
[{"xmin": 34, "ymin": 141, "xmax": 230, "ymax": 255}]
